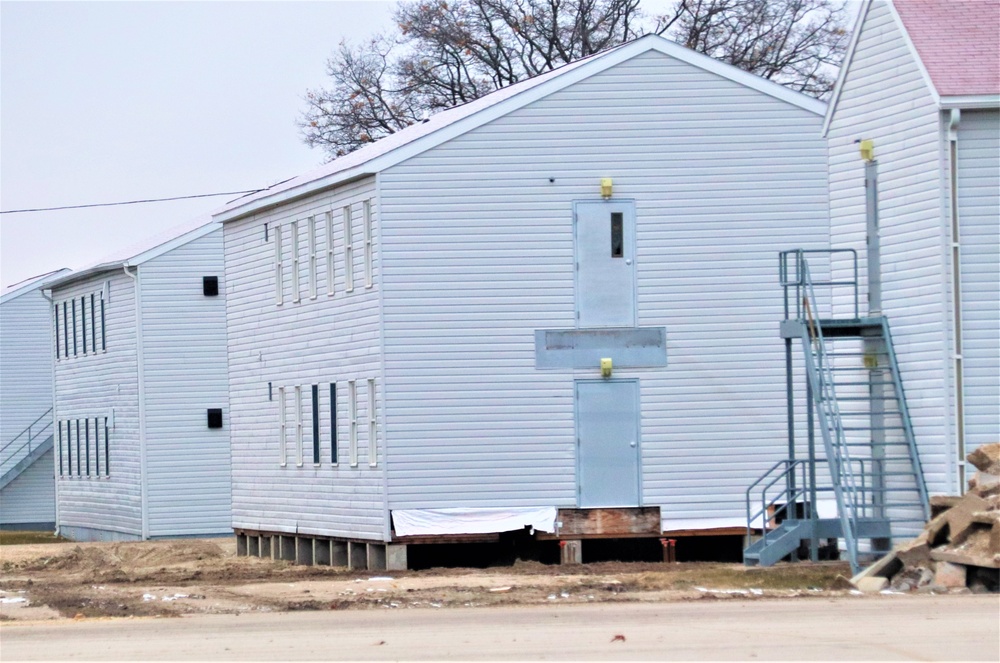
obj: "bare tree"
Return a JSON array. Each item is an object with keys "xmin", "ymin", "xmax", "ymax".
[
  {"xmin": 657, "ymin": 0, "xmax": 848, "ymax": 96},
  {"xmin": 301, "ymin": 0, "xmax": 847, "ymax": 158}
]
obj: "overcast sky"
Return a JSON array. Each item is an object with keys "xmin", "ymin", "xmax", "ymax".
[{"xmin": 1, "ymin": 1, "xmax": 395, "ymax": 290}]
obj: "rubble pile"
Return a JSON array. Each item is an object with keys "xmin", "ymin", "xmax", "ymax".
[{"xmin": 851, "ymin": 442, "xmax": 1000, "ymax": 594}]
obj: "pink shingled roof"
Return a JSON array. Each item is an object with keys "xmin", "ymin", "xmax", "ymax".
[{"xmin": 893, "ymin": 0, "xmax": 1000, "ymax": 96}]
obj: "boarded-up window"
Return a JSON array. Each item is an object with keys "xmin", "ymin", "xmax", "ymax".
[
  {"xmin": 344, "ymin": 206, "xmax": 354, "ymax": 292},
  {"xmin": 364, "ymin": 200, "xmax": 373, "ymax": 288},
  {"xmin": 367, "ymin": 378, "xmax": 377, "ymax": 467},
  {"xmin": 348, "ymin": 380, "xmax": 358, "ymax": 466}
]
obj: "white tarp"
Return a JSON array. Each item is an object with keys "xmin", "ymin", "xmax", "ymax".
[{"xmin": 391, "ymin": 507, "xmax": 558, "ymax": 537}]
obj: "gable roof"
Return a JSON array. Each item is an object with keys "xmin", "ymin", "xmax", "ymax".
[
  {"xmin": 894, "ymin": 0, "xmax": 1000, "ymax": 97},
  {"xmin": 45, "ymin": 215, "xmax": 219, "ymax": 291},
  {"xmin": 216, "ymin": 33, "xmax": 826, "ymax": 224},
  {"xmin": 1, "ymin": 268, "xmax": 72, "ymax": 305},
  {"xmin": 824, "ymin": 0, "xmax": 1000, "ymax": 134}
]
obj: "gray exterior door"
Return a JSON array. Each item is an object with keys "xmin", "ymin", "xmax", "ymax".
[
  {"xmin": 576, "ymin": 380, "xmax": 641, "ymax": 507},
  {"xmin": 574, "ymin": 201, "xmax": 636, "ymax": 327}
]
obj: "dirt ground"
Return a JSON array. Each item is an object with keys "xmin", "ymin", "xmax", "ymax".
[{"xmin": 0, "ymin": 537, "xmax": 972, "ymax": 623}]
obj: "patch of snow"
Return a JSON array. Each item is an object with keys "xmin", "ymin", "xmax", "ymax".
[{"xmin": 0, "ymin": 597, "xmax": 28, "ymax": 605}]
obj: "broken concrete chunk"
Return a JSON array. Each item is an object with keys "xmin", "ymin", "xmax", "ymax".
[
  {"xmin": 969, "ymin": 471, "xmax": 1000, "ymax": 499},
  {"xmin": 856, "ymin": 576, "xmax": 888, "ymax": 593},
  {"xmin": 926, "ymin": 512, "xmax": 951, "ymax": 547},
  {"xmin": 931, "ymin": 495, "xmax": 962, "ymax": 519},
  {"xmin": 851, "ymin": 550, "xmax": 901, "ymax": 586},
  {"xmin": 967, "ymin": 443, "xmax": 1000, "ymax": 475},
  {"xmin": 946, "ymin": 493, "xmax": 989, "ymax": 543},
  {"xmin": 897, "ymin": 539, "xmax": 932, "ymax": 566},
  {"xmin": 933, "ymin": 561, "xmax": 967, "ymax": 588}
]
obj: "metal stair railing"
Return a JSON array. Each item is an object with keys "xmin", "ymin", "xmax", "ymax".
[
  {"xmin": 1, "ymin": 408, "xmax": 54, "ymax": 474},
  {"xmin": 882, "ymin": 319, "xmax": 931, "ymax": 522},
  {"xmin": 746, "ymin": 459, "xmax": 810, "ymax": 551},
  {"xmin": 794, "ymin": 253, "xmax": 864, "ymax": 574}
]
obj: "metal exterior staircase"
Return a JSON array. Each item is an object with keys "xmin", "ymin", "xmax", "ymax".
[
  {"xmin": 745, "ymin": 250, "xmax": 929, "ymax": 575},
  {"xmin": 1, "ymin": 408, "xmax": 54, "ymax": 490}
]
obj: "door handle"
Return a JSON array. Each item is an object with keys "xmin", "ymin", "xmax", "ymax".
[{"xmin": 629, "ymin": 441, "xmax": 637, "ymax": 447}]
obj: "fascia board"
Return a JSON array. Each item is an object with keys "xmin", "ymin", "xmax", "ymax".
[
  {"xmin": 46, "ymin": 265, "xmax": 121, "ymax": 294},
  {"xmin": 822, "ymin": 0, "xmax": 874, "ymax": 137},
  {"xmin": 214, "ymin": 171, "xmax": 374, "ymax": 223},
  {"xmin": 940, "ymin": 95, "xmax": 1000, "ymax": 110},
  {"xmin": 0, "ymin": 269, "xmax": 72, "ymax": 305}
]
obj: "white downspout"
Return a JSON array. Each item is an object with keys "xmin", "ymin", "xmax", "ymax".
[
  {"xmin": 946, "ymin": 108, "xmax": 966, "ymax": 494},
  {"xmin": 41, "ymin": 288, "xmax": 60, "ymax": 536},
  {"xmin": 123, "ymin": 264, "xmax": 149, "ymax": 539}
]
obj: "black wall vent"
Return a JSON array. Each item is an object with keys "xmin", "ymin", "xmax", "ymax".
[
  {"xmin": 203, "ymin": 276, "xmax": 219, "ymax": 296},
  {"xmin": 207, "ymin": 408, "xmax": 223, "ymax": 429}
]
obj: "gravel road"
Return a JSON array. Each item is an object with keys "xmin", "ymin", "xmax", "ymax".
[{"xmin": 3, "ymin": 595, "xmax": 997, "ymax": 661}]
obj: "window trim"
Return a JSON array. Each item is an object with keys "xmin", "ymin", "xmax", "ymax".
[
  {"xmin": 348, "ymin": 380, "xmax": 358, "ymax": 467},
  {"xmin": 65, "ymin": 420, "xmax": 72, "ymax": 476},
  {"xmin": 275, "ymin": 223, "xmax": 284, "ymax": 305},
  {"xmin": 367, "ymin": 378, "xmax": 377, "ymax": 467},
  {"xmin": 325, "ymin": 211, "xmax": 335, "ymax": 297},
  {"xmin": 72, "ymin": 298, "xmax": 78, "ymax": 356},
  {"xmin": 100, "ymin": 295, "xmax": 106, "ymax": 351},
  {"xmin": 295, "ymin": 385, "xmax": 304, "ymax": 467},
  {"xmin": 330, "ymin": 382, "xmax": 338, "ymax": 465},
  {"xmin": 344, "ymin": 205, "xmax": 354, "ymax": 293},
  {"xmin": 311, "ymin": 384, "xmax": 320, "ymax": 465},
  {"xmin": 75, "ymin": 419, "xmax": 81, "ymax": 475},
  {"xmin": 103, "ymin": 416, "xmax": 110, "ymax": 476},
  {"xmin": 278, "ymin": 386, "xmax": 287, "ymax": 467},
  {"xmin": 308, "ymin": 215, "xmax": 318, "ymax": 300},
  {"xmin": 90, "ymin": 294, "xmax": 97, "ymax": 353},
  {"xmin": 81, "ymin": 296, "xmax": 87, "ymax": 354},
  {"xmin": 63, "ymin": 301, "xmax": 69, "ymax": 358},
  {"xmin": 84, "ymin": 418, "xmax": 91, "ymax": 476},
  {"xmin": 54, "ymin": 303, "xmax": 61, "ymax": 360},
  {"xmin": 363, "ymin": 199, "xmax": 373, "ymax": 289},
  {"xmin": 291, "ymin": 219, "xmax": 301, "ymax": 303},
  {"xmin": 94, "ymin": 416, "xmax": 101, "ymax": 476}
]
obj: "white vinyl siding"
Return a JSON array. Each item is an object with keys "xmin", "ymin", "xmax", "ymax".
[
  {"xmin": 378, "ymin": 48, "xmax": 829, "ymax": 519},
  {"xmin": 827, "ymin": 0, "xmax": 954, "ymax": 493},
  {"xmin": 0, "ymin": 285, "xmax": 57, "ymax": 526},
  {"xmin": 0, "ymin": 448, "xmax": 56, "ymax": 525},
  {"xmin": 956, "ymin": 110, "xmax": 1000, "ymax": 459},
  {"xmin": 53, "ymin": 271, "xmax": 143, "ymax": 538},
  {"xmin": 140, "ymin": 228, "xmax": 231, "ymax": 537},
  {"xmin": 224, "ymin": 175, "xmax": 385, "ymax": 541}
]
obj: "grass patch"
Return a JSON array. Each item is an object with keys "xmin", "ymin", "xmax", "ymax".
[
  {"xmin": 632, "ymin": 561, "xmax": 851, "ymax": 591},
  {"xmin": 0, "ymin": 530, "xmax": 67, "ymax": 546}
]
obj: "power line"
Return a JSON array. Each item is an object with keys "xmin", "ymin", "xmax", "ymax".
[{"xmin": 0, "ymin": 189, "xmax": 265, "ymax": 214}]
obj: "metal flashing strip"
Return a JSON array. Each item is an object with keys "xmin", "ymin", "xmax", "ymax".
[{"xmin": 534, "ymin": 327, "xmax": 667, "ymax": 369}]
